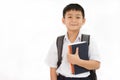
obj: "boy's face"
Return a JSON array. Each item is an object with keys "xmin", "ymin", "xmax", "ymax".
[{"xmin": 62, "ymin": 10, "xmax": 85, "ymax": 32}]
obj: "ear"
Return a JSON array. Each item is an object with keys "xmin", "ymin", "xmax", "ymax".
[
  {"xmin": 62, "ymin": 18, "xmax": 65, "ymax": 24},
  {"xmin": 82, "ymin": 18, "xmax": 86, "ymax": 25}
]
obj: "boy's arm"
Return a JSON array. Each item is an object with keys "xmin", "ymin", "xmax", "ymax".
[
  {"xmin": 67, "ymin": 48, "xmax": 100, "ymax": 70},
  {"xmin": 76, "ymin": 59, "xmax": 100, "ymax": 70},
  {"xmin": 67, "ymin": 53, "xmax": 100, "ymax": 70},
  {"xmin": 50, "ymin": 67, "xmax": 57, "ymax": 80}
]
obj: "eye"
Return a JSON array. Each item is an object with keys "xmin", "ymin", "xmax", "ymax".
[
  {"xmin": 68, "ymin": 16, "xmax": 72, "ymax": 18},
  {"xmin": 76, "ymin": 17, "xmax": 81, "ymax": 19}
]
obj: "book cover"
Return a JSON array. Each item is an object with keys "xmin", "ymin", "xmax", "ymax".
[{"xmin": 68, "ymin": 41, "xmax": 89, "ymax": 74}]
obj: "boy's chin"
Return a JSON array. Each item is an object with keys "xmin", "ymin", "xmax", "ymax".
[{"xmin": 68, "ymin": 29, "xmax": 80, "ymax": 32}]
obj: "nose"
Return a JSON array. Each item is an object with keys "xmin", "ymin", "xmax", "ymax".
[{"xmin": 71, "ymin": 17, "xmax": 77, "ymax": 22}]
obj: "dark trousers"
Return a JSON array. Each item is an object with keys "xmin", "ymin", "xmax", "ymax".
[{"xmin": 57, "ymin": 74, "xmax": 91, "ymax": 80}]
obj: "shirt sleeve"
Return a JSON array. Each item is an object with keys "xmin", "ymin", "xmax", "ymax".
[
  {"xmin": 88, "ymin": 36, "xmax": 101, "ymax": 62},
  {"xmin": 45, "ymin": 40, "xmax": 58, "ymax": 68}
]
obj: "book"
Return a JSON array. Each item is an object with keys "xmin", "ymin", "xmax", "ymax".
[{"xmin": 68, "ymin": 41, "xmax": 89, "ymax": 74}]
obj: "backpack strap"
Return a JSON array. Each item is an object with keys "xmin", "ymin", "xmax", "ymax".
[
  {"xmin": 81, "ymin": 34, "xmax": 90, "ymax": 45},
  {"xmin": 56, "ymin": 35, "xmax": 65, "ymax": 68}
]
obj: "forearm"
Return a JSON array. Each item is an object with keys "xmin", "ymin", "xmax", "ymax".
[
  {"xmin": 50, "ymin": 67, "xmax": 57, "ymax": 80},
  {"xmin": 76, "ymin": 59, "xmax": 100, "ymax": 70}
]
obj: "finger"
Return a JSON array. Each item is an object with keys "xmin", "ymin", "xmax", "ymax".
[
  {"xmin": 68, "ymin": 46, "xmax": 70, "ymax": 53},
  {"xmin": 68, "ymin": 45, "xmax": 72, "ymax": 54},
  {"xmin": 67, "ymin": 53, "xmax": 71, "ymax": 62},
  {"xmin": 75, "ymin": 47, "xmax": 79, "ymax": 55}
]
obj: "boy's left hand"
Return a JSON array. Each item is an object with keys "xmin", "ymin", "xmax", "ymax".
[{"xmin": 67, "ymin": 48, "xmax": 80, "ymax": 65}]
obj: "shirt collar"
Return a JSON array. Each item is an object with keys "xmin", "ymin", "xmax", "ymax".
[{"xmin": 64, "ymin": 31, "xmax": 82, "ymax": 42}]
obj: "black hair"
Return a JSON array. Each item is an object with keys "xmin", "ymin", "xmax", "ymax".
[{"xmin": 63, "ymin": 3, "xmax": 85, "ymax": 18}]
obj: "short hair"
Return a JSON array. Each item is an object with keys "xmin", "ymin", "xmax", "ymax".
[{"xmin": 63, "ymin": 3, "xmax": 85, "ymax": 18}]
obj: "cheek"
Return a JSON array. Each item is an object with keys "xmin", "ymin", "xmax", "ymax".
[
  {"xmin": 79, "ymin": 21, "xmax": 84, "ymax": 25},
  {"xmin": 64, "ymin": 21, "xmax": 70, "ymax": 26}
]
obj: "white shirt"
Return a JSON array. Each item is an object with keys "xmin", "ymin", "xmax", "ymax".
[{"xmin": 45, "ymin": 32, "xmax": 101, "ymax": 78}]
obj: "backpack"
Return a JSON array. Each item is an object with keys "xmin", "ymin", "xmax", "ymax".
[{"xmin": 56, "ymin": 34, "xmax": 97, "ymax": 80}]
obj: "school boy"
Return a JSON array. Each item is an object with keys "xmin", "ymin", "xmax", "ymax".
[{"xmin": 46, "ymin": 3, "xmax": 101, "ymax": 80}]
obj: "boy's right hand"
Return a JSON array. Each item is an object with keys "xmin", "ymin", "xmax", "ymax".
[{"xmin": 67, "ymin": 47, "xmax": 80, "ymax": 65}]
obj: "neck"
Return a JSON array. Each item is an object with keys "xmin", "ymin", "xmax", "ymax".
[{"xmin": 67, "ymin": 30, "xmax": 79, "ymax": 43}]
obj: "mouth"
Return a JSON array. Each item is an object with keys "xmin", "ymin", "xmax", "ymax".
[{"xmin": 71, "ymin": 24, "xmax": 78, "ymax": 26}]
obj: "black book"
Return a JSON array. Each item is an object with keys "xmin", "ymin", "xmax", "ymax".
[{"xmin": 68, "ymin": 41, "xmax": 89, "ymax": 74}]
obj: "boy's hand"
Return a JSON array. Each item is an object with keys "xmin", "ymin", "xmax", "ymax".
[{"xmin": 67, "ymin": 48, "xmax": 80, "ymax": 65}]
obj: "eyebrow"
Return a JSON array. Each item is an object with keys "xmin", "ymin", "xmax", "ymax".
[{"xmin": 67, "ymin": 14, "xmax": 82, "ymax": 16}]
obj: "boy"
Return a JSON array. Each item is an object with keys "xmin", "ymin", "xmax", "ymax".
[{"xmin": 46, "ymin": 3, "xmax": 101, "ymax": 80}]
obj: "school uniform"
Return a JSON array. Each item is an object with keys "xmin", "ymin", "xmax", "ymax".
[{"xmin": 45, "ymin": 32, "xmax": 101, "ymax": 79}]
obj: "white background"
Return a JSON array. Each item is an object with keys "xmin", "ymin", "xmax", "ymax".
[{"xmin": 0, "ymin": 0, "xmax": 120, "ymax": 80}]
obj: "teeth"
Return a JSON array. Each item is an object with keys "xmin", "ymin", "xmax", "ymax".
[{"xmin": 71, "ymin": 24, "xmax": 77, "ymax": 25}]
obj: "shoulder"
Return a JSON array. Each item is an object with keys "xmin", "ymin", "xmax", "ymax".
[
  {"xmin": 57, "ymin": 35, "xmax": 65, "ymax": 39},
  {"xmin": 81, "ymin": 33, "xmax": 98, "ymax": 46},
  {"xmin": 56, "ymin": 35, "xmax": 65, "ymax": 42},
  {"xmin": 81, "ymin": 33, "xmax": 96, "ymax": 41},
  {"xmin": 50, "ymin": 35, "xmax": 65, "ymax": 47}
]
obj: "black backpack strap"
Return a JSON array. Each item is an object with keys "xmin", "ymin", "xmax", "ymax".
[
  {"xmin": 56, "ymin": 35, "xmax": 65, "ymax": 68},
  {"xmin": 81, "ymin": 34, "xmax": 90, "ymax": 45}
]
